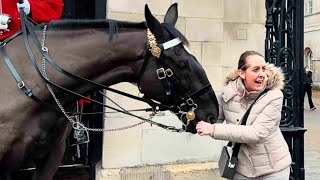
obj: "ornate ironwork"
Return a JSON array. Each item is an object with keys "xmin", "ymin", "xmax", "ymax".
[{"xmin": 265, "ymin": 0, "xmax": 306, "ymax": 179}]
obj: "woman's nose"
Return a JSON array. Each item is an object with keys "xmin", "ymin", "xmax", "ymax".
[{"xmin": 259, "ymin": 70, "xmax": 266, "ymax": 77}]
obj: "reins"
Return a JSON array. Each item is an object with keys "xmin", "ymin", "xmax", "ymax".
[
  {"xmin": 1, "ymin": 5, "xmax": 212, "ymax": 132},
  {"xmin": 0, "ymin": 9, "xmax": 187, "ymax": 132},
  {"xmin": 24, "ymin": 20, "xmax": 172, "ymax": 113}
]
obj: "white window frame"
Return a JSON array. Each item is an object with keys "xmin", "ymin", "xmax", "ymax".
[
  {"xmin": 307, "ymin": 51, "xmax": 314, "ymax": 72},
  {"xmin": 307, "ymin": 0, "xmax": 313, "ymax": 15}
]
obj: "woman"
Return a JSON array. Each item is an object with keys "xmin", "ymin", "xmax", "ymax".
[
  {"xmin": 0, "ymin": 0, "xmax": 64, "ymax": 40},
  {"xmin": 303, "ymin": 66, "xmax": 316, "ymax": 110},
  {"xmin": 196, "ymin": 51, "xmax": 292, "ymax": 179}
]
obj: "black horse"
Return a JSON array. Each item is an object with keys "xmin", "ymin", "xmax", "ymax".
[{"xmin": 0, "ymin": 3, "xmax": 219, "ymax": 180}]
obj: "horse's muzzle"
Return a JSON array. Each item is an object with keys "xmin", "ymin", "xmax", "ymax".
[{"xmin": 206, "ymin": 115, "xmax": 217, "ymax": 124}]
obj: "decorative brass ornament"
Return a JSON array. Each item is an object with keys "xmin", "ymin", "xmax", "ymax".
[
  {"xmin": 186, "ymin": 111, "xmax": 196, "ymax": 121},
  {"xmin": 147, "ymin": 28, "xmax": 161, "ymax": 58}
]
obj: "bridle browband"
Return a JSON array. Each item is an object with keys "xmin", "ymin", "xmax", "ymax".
[{"xmin": 0, "ymin": 10, "xmax": 211, "ymax": 132}]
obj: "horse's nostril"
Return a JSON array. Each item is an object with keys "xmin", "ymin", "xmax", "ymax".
[{"xmin": 207, "ymin": 115, "xmax": 216, "ymax": 124}]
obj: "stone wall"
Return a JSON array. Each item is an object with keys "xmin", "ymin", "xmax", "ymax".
[
  {"xmin": 97, "ymin": 0, "xmax": 265, "ymax": 179},
  {"xmin": 304, "ymin": 0, "xmax": 320, "ymax": 86}
]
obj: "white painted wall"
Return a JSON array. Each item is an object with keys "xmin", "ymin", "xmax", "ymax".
[{"xmin": 304, "ymin": 0, "xmax": 320, "ymax": 83}]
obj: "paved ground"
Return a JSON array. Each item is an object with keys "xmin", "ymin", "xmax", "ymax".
[{"xmin": 304, "ymin": 90, "xmax": 320, "ymax": 180}]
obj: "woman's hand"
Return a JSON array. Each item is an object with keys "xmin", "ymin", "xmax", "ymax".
[
  {"xmin": 17, "ymin": 0, "xmax": 31, "ymax": 15},
  {"xmin": 196, "ymin": 121, "xmax": 215, "ymax": 136}
]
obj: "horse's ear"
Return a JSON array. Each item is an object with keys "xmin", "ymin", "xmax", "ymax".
[
  {"xmin": 145, "ymin": 4, "xmax": 164, "ymax": 37},
  {"xmin": 164, "ymin": 3, "xmax": 178, "ymax": 26}
]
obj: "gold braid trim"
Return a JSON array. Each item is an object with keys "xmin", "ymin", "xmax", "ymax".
[{"xmin": 147, "ymin": 28, "xmax": 161, "ymax": 58}]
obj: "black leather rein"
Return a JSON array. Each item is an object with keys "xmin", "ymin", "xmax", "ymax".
[{"xmin": 0, "ymin": 11, "xmax": 187, "ymax": 131}]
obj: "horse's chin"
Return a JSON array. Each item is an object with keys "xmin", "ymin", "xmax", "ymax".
[
  {"xmin": 184, "ymin": 121, "xmax": 198, "ymax": 134},
  {"xmin": 184, "ymin": 128, "xmax": 197, "ymax": 134},
  {"xmin": 189, "ymin": 129, "xmax": 198, "ymax": 134}
]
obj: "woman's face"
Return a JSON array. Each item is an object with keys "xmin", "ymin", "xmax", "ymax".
[{"xmin": 239, "ymin": 55, "xmax": 267, "ymax": 92}]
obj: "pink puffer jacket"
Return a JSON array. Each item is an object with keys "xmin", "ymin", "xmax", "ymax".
[{"xmin": 213, "ymin": 64, "xmax": 292, "ymax": 177}]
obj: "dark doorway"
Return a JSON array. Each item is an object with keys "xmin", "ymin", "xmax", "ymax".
[
  {"xmin": 59, "ymin": 1, "xmax": 106, "ymax": 179},
  {"xmin": 62, "ymin": 0, "xmax": 106, "ymax": 19},
  {"xmin": 59, "ymin": 92, "xmax": 104, "ymax": 180}
]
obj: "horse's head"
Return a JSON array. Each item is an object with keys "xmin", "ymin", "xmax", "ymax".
[{"xmin": 138, "ymin": 3, "xmax": 219, "ymax": 133}]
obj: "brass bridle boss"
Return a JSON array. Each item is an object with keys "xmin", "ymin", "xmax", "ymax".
[{"xmin": 146, "ymin": 28, "xmax": 196, "ymax": 121}]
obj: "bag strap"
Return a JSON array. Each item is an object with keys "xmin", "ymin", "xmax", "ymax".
[{"xmin": 228, "ymin": 89, "xmax": 268, "ymax": 158}]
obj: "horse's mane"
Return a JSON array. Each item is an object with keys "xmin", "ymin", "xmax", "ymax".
[
  {"xmin": 35, "ymin": 19, "xmax": 188, "ymax": 44},
  {"xmin": 34, "ymin": 19, "xmax": 146, "ymax": 41},
  {"xmin": 45, "ymin": 19, "xmax": 147, "ymax": 30}
]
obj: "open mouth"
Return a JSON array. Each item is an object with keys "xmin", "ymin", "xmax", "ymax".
[{"xmin": 255, "ymin": 80, "xmax": 263, "ymax": 85}]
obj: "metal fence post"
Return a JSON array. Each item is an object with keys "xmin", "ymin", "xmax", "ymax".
[{"xmin": 265, "ymin": 0, "xmax": 306, "ymax": 179}]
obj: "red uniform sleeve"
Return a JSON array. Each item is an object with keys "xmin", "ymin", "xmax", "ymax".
[
  {"xmin": 29, "ymin": 0, "xmax": 64, "ymax": 22},
  {"xmin": 78, "ymin": 96, "xmax": 91, "ymax": 106}
]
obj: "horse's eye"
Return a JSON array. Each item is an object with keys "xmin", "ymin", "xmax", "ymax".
[{"xmin": 176, "ymin": 61, "xmax": 190, "ymax": 69}]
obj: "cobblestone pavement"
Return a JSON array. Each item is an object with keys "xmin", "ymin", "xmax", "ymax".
[{"xmin": 304, "ymin": 90, "xmax": 320, "ymax": 180}]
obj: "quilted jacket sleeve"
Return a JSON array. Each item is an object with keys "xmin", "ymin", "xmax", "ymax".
[
  {"xmin": 213, "ymin": 90, "xmax": 283, "ymax": 144},
  {"xmin": 29, "ymin": 0, "xmax": 64, "ymax": 22}
]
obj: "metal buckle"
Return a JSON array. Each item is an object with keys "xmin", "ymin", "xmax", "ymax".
[
  {"xmin": 17, "ymin": 81, "xmax": 25, "ymax": 89},
  {"xmin": 228, "ymin": 162, "xmax": 236, "ymax": 168},
  {"xmin": 156, "ymin": 68, "xmax": 166, "ymax": 79},
  {"xmin": 228, "ymin": 157, "xmax": 237, "ymax": 168},
  {"xmin": 165, "ymin": 68, "xmax": 173, "ymax": 77},
  {"xmin": 0, "ymin": 42, "xmax": 6, "ymax": 47},
  {"xmin": 186, "ymin": 98, "xmax": 194, "ymax": 106},
  {"xmin": 166, "ymin": 126, "xmax": 179, "ymax": 132}
]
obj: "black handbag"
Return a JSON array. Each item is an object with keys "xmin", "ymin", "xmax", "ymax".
[
  {"xmin": 218, "ymin": 89, "xmax": 267, "ymax": 179},
  {"xmin": 218, "ymin": 141, "xmax": 237, "ymax": 179}
]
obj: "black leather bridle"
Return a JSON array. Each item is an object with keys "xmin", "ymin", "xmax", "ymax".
[{"xmin": 137, "ymin": 28, "xmax": 212, "ymax": 122}]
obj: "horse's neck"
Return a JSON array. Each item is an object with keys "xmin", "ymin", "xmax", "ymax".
[
  {"xmin": 44, "ymin": 28, "xmax": 147, "ymax": 91},
  {"xmin": 0, "ymin": 28, "xmax": 147, "ymax": 107}
]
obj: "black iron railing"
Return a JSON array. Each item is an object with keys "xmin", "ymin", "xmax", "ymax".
[{"xmin": 265, "ymin": 0, "xmax": 306, "ymax": 179}]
